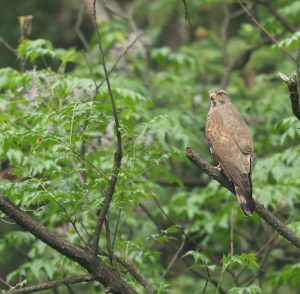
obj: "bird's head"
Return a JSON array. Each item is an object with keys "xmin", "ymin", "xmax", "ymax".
[{"xmin": 208, "ymin": 89, "xmax": 230, "ymax": 107}]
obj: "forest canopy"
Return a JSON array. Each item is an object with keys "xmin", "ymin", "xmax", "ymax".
[{"xmin": 0, "ymin": 0, "xmax": 299, "ymax": 293}]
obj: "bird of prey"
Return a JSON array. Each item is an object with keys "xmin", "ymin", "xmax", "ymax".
[{"xmin": 205, "ymin": 89, "xmax": 255, "ymax": 216}]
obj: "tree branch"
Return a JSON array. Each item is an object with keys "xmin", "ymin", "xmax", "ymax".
[
  {"xmin": 91, "ymin": 0, "xmax": 123, "ymax": 256},
  {"xmin": 115, "ymin": 256, "xmax": 154, "ymax": 294},
  {"xmin": 186, "ymin": 147, "xmax": 300, "ymax": 250},
  {"xmin": 237, "ymin": 0, "xmax": 296, "ymax": 63},
  {"xmin": 7, "ymin": 275, "xmax": 95, "ymax": 294},
  {"xmin": 279, "ymin": 73, "xmax": 300, "ymax": 121},
  {"xmin": 221, "ymin": 39, "xmax": 270, "ymax": 88},
  {"xmin": 139, "ymin": 202, "xmax": 226, "ymax": 293},
  {"xmin": 75, "ymin": 0, "xmax": 90, "ymax": 51},
  {"xmin": 181, "ymin": 0, "xmax": 191, "ymax": 27},
  {"xmin": 0, "ymin": 194, "xmax": 135, "ymax": 294},
  {"xmin": 255, "ymin": 0, "xmax": 296, "ymax": 33}
]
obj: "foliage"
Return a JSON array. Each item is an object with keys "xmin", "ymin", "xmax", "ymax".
[{"xmin": 0, "ymin": 0, "xmax": 299, "ymax": 293}]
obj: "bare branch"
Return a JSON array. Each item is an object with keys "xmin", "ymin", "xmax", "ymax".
[
  {"xmin": 91, "ymin": 0, "xmax": 123, "ymax": 256},
  {"xmin": 186, "ymin": 147, "xmax": 300, "ymax": 250},
  {"xmin": 7, "ymin": 275, "xmax": 94, "ymax": 294},
  {"xmin": 279, "ymin": 73, "xmax": 300, "ymax": 121}
]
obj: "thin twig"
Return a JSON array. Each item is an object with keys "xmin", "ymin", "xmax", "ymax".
[
  {"xmin": 70, "ymin": 218, "xmax": 90, "ymax": 250},
  {"xmin": 140, "ymin": 204, "xmax": 225, "ymax": 293},
  {"xmin": 114, "ymin": 256, "xmax": 154, "ymax": 294},
  {"xmin": 75, "ymin": 0, "xmax": 90, "ymax": 51},
  {"xmin": 104, "ymin": 217, "xmax": 114, "ymax": 265},
  {"xmin": 0, "ymin": 276, "xmax": 11, "ymax": 288},
  {"xmin": 162, "ymin": 237, "xmax": 186, "ymax": 278},
  {"xmin": 221, "ymin": 39, "xmax": 270, "ymax": 88},
  {"xmin": 152, "ymin": 196, "xmax": 222, "ymax": 266},
  {"xmin": 98, "ymin": 34, "xmax": 142, "ymax": 89},
  {"xmin": 181, "ymin": 0, "xmax": 191, "ymax": 27},
  {"xmin": 230, "ymin": 209, "xmax": 235, "ymax": 256},
  {"xmin": 237, "ymin": 0, "xmax": 296, "ymax": 63},
  {"xmin": 7, "ymin": 275, "xmax": 94, "ymax": 294},
  {"xmin": 152, "ymin": 195, "xmax": 238, "ymax": 284},
  {"xmin": 0, "ymin": 35, "xmax": 17, "ymax": 55},
  {"xmin": 236, "ymin": 231, "xmax": 277, "ymax": 282},
  {"xmin": 220, "ymin": 0, "xmax": 230, "ymax": 64},
  {"xmin": 58, "ymin": 139, "xmax": 109, "ymax": 183},
  {"xmin": 0, "ymin": 216, "xmax": 16, "ymax": 224},
  {"xmin": 203, "ymin": 268, "xmax": 209, "ymax": 294},
  {"xmin": 255, "ymin": 0, "xmax": 296, "ymax": 33},
  {"xmin": 91, "ymin": 0, "xmax": 123, "ymax": 256},
  {"xmin": 112, "ymin": 207, "xmax": 122, "ymax": 251}
]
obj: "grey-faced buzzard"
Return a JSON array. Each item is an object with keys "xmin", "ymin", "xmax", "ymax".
[{"xmin": 206, "ymin": 89, "xmax": 255, "ymax": 216}]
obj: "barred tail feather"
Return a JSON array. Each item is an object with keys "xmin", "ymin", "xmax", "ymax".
[{"xmin": 235, "ymin": 186, "xmax": 255, "ymax": 217}]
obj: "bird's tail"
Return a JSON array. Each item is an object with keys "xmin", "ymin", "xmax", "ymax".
[{"xmin": 235, "ymin": 186, "xmax": 255, "ymax": 216}]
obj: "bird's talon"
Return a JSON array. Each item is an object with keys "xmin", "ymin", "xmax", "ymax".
[{"xmin": 215, "ymin": 164, "xmax": 222, "ymax": 172}]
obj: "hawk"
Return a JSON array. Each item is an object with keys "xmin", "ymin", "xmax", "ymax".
[{"xmin": 205, "ymin": 89, "xmax": 255, "ymax": 216}]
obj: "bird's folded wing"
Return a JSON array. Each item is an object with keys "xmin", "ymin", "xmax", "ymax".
[{"xmin": 225, "ymin": 104, "xmax": 253, "ymax": 154}]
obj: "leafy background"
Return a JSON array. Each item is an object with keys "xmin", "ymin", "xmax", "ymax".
[{"xmin": 0, "ymin": 0, "xmax": 300, "ymax": 293}]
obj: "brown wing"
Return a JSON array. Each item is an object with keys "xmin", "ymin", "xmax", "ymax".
[
  {"xmin": 224, "ymin": 104, "xmax": 253, "ymax": 154},
  {"xmin": 206, "ymin": 107, "xmax": 254, "ymax": 216}
]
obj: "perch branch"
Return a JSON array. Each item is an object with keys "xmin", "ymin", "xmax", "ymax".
[
  {"xmin": 279, "ymin": 73, "xmax": 300, "ymax": 121},
  {"xmin": 7, "ymin": 275, "xmax": 94, "ymax": 294},
  {"xmin": 186, "ymin": 147, "xmax": 300, "ymax": 250}
]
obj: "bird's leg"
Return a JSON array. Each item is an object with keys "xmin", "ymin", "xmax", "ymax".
[{"xmin": 214, "ymin": 164, "xmax": 232, "ymax": 182}]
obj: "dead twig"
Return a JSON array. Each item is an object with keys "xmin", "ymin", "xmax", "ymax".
[{"xmin": 279, "ymin": 73, "xmax": 300, "ymax": 121}]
